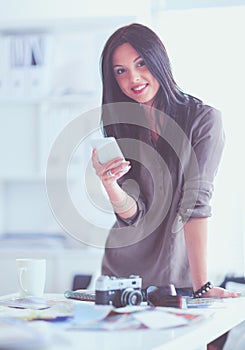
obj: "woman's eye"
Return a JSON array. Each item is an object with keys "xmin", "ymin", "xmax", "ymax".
[
  {"xmin": 137, "ymin": 60, "xmax": 145, "ymax": 67},
  {"xmin": 115, "ymin": 68, "xmax": 125, "ymax": 75}
]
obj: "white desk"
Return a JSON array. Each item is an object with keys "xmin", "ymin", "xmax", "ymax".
[{"xmin": 1, "ymin": 294, "xmax": 244, "ymax": 350}]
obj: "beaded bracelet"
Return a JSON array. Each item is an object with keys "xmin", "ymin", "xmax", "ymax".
[{"xmin": 193, "ymin": 281, "xmax": 214, "ymax": 298}]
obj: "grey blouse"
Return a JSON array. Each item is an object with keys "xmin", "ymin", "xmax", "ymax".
[{"xmin": 102, "ymin": 99, "xmax": 225, "ymax": 289}]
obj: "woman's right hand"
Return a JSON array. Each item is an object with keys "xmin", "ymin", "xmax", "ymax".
[{"xmin": 91, "ymin": 149, "xmax": 131, "ymax": 187}]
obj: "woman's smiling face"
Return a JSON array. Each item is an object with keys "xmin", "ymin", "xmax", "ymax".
[{"xmin": 112, "ymin": 43, "xmax": 160, "ymax": 105}]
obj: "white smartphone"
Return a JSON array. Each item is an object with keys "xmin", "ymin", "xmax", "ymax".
[{"xmin": 91, "ymin": 137, "xmax": 125, "ymax": 164}]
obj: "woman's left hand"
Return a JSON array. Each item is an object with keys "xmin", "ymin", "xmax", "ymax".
[{"xmin": 203, "ymin": 287, "xmax": 240, "ymax": 298}]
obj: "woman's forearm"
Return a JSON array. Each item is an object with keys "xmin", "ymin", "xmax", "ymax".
[
  {"xmin": 104, "ymin": 181, "xmax": 137, "ymax": 218},
  {"xmin": 91, "ymin": 149, "xmax": 136, "ymax": 218},
  {"xmin": 184, "ymin": 217, "xmax": 209, "ymax": 291}
]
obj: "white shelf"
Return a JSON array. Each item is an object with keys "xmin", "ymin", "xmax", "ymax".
[
  {"xmin": 0, "ymin": 176, "xmax": 45, "ymax": 183},
  {"xmin": 44, "ymin": 94, "xmax": 97, "ymax": 104},
  {"xmin": 0, "ymin": 16, "xmax": 135, "ymax": 34},
  {"xmin": 0, "ymin": 174, "xmax": 82, "ymax": 183},
  {"xmin": 0, "ymin": 97, "xmax": 46, "ymax": 105},
  {"xmin": 0, "ymin": 93, "xmax": 97, "ymax": 106}
]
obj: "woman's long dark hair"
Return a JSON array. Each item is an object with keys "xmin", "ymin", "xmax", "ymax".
[{"xmin": 101, "ymin": 23, "xmax": 189, "ymax": 118}]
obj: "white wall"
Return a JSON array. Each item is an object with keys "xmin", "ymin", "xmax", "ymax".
[
  {"xmin": 155, "ymin": 6, "xmax": 245, "ymax": 281},
  {"xmin": 0, "ymin": 1, "xmax": 244, "ymax": 293},
  {"xmin": 0, "ymin": 0, "xmax": 151, "ymax": 22},
  {"xmin": 0, "ymin": 1, "xmax": 138, "ymax": 237},
  {"xmin": 0, "ymin": 0, "xmax": 150, "ymax": 295}
]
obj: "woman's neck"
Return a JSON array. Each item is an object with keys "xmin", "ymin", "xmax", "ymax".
[{"xmin": 140, "ymin": 103, "xmax": 164, "ymax": 143}]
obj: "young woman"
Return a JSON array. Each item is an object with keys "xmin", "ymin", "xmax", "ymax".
[{"xmin": 92, "ymin": 23, "xmax": 239, "ymax": 299}]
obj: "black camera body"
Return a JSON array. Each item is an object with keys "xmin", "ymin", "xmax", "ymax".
[{"xmin": 95, "ymin": 275, "xmax": 143, "ymax": 308}]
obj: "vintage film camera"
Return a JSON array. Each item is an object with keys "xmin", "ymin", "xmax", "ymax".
[{"xmin": 95, "ymin": 275, "xmax": 143, "ymax": 308}]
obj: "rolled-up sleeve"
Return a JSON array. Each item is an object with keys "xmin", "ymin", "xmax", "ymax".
[
  {"xmin": 115, "ymin": 195, "xmax": 146, "ymax": 226},
  {"xmin": 115, "ymin": 172, "xmax": 149, "ymax": 227},
  {"xmin": 178, "ymin": 107, "xmax": 225, "ymax": 221}
]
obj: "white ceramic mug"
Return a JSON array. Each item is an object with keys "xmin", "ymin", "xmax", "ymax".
[{"xmin": 16, "ymin": 258, "xmax": 46, "ymax": 297}]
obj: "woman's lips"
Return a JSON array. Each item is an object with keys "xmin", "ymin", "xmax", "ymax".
[{"xmin": 131, "ymin": 83, "xmax": 148, "ymax": 94}]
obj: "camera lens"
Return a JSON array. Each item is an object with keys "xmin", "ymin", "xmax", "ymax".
[{"xmin": 121, "ymin": 288, "xmax": 143, "ymax": 306}]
